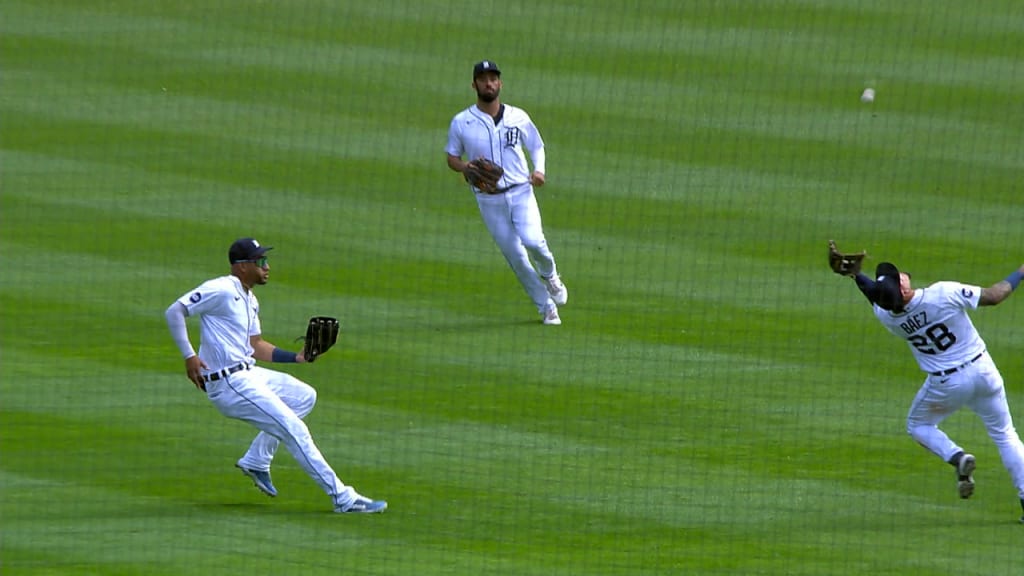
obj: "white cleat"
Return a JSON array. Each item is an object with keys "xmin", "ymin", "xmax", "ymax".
[
  {"xmin": 543, "ymin": 273, "xmax": 568, "ymax": 306},
  {"xmin": 957, "ymin": 453, "xmax": 976, "ymax": 499},
  {"xmin": 542, "ymin": 306, "xmax": 561, "ymax": 326},
  {"xmin": 335, "ymin": 494, "xmax": 387, "ymax": 514}
]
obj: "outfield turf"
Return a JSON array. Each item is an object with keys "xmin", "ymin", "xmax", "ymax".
[{"xmin": 3, "ymin": 1, "xmax": 1024, "ymax": 574}]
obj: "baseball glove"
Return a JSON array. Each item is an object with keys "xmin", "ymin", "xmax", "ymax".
[
  {"xmin": 828, "ymin": 240, "xmax": 867, "ymax": 277},
  {"xmin": 301, "ymin": 316, "xmax": 339, "ymax": 363},
  {"xmin": 463, "ymin": 158, "xmax": 504, "ymax": 193}
]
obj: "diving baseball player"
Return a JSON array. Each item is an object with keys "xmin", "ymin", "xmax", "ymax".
[
  {"xmin": 847, "ymin": 258, "xmax": 1024, "ymax": 522},
  {"xmin": 446, "ymin": 60, "xmax": 568, "ymax": 325},
  {"xmin": 164, "ymin": 237, "xmax": 386, "ymax": 514}
]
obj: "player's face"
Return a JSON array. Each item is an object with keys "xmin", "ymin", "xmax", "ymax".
[
  {"xmin": 899, "ymin": 272, "xmax": 912, "ymax": 298},
  {"xmin": 474, "ymin": 73, "xmax": 501, "ymax": 102},
  {"xmin": 244, "ymin": 257, "xmax": 270, "ymax": 286}
]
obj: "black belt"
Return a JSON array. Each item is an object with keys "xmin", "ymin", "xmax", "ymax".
[
  {"xmin": 478, "ymin": 182, "xmax": 526, "ymax": 195},
  {"xmin": 204, "ymin": 362, "xmax": 250, "ymax": 383},
  {"xmin": 930, "ymin": 353, "xmax": 983, "ymax": 377}
]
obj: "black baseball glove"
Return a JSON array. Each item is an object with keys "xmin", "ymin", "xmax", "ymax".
[
  {"xmin": 302, "ymin": 316, "xmax": 339, "ymax": 363},
  {"xmin": 828, "ymin": 240, "xmax": 867, "ymax": 277},
  {"xmin": 463, "ymin": 158, "xmax": 504, "ymax": 193}
]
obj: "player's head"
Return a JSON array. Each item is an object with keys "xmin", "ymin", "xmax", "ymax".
[
  {"xmin": 229, "ymin": 237, "xmax": 273, "ymax": 286},
  {"xmin": 873, "ymin": 262, "xmax": 909, "ymax": 312},
  {"xmin": 472, "ymin": 60, "xmax": 502, "ymax": 103}
]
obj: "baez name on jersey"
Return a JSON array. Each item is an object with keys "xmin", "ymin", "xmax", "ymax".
[{"xmin": 899, "ymin": 311, "xmax": 929, "ymax": 335}]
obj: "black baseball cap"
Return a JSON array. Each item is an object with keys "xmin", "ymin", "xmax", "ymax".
[
  {"xmin": 229, "ymin": 237, "xmax": 273, "ymax": 263},
  {"xmin": 473, "ymin": 60, "xmax": 501, "ymax": 78},
  {"xmin": 873, "ymin": 262, "xmax": 903, "ymax": 311}
]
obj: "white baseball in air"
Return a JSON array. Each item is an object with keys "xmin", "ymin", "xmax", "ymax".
[{"xmin": 861, "ymin": 88, "xmax": 875, "ymax": 103}]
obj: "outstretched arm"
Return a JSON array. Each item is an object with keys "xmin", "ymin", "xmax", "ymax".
[
  {"xmin": 853, "ymin": 273, "xmax": 876, "ymax": 305},
  {"xmin": 250, "ymin": 335, "xmax": 307, "ymax": 363},
  {"xmin": 979, "ymin": 264, "xmax": 1024, "ymax": 307}
]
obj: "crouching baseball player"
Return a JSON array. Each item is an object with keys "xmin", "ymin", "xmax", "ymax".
[{"xmin": 164, "ymin": 237, "xmax": 386, "ymax": 514}]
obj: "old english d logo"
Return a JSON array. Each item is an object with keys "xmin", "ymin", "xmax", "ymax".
[{"xmin": 504, "ymin": 127, "xmax": 520, "ymax": 148}]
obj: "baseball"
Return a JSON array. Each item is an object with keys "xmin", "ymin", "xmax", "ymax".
[{"xmin": 860, "ymin": 88, "xmax": 875, "ymax": 103}]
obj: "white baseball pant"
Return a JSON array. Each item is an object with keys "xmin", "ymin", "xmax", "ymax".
[
  {"xmin": 476, "ymin": 184, "xmax": 557, "ymax": 313},
  {"xmin": 906, "ymin": 353, "xmax": 1024, "ymax": 498},
  {"xmin": 205, "ymin": 365, "xmax": 356, "ymax": 507}
]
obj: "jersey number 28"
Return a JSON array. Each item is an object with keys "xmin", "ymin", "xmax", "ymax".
[{"xmin": 908, "ymin": 323, "xmax": 957, "ymax": 354}]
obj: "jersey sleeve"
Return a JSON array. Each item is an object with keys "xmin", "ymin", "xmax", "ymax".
[
  {"xmin": 177, "ymin": 279, "xmax": 226, "ymax": 317},
  {"xmin": 445, "ymin": 115, "xmax": 464, "ymax": 157},
  {"xmin": 940, "ymin": 281, "xmax": 982, "ymax": 311},
  {"xmin": 519, "ymin": 112, "xmax": 546, "ymax": 173}
]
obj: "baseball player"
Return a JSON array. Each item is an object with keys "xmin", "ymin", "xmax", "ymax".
[
  {"xmin": 446, "ymin": 60, "xmax": 568, "ymax": 325},
  {"xmin": 164, "ymin": 238, "xmax": 386, "ymax": 514},
  {"xmin": 849, "ymin": 259, "xmax": 1024, "ymax": 522}
]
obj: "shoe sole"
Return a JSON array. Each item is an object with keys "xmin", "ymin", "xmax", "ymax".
[
  {"xmin": 958, "ymin": 478, "xmax": 975, "ymax": 499},
  {"xmin": 236, "ymin": 465, "xmax": 277, "ymax": 497},
  {"xmin": 337, "ymin": 502, "xmax": 388, "ymax": 514},
  {"xmin": 957, "ymin": 455, "xmax": 976, "ymax": 499}
]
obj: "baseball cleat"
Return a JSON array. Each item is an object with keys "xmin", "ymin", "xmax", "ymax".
[
  {"xmin": 956, "ymin": 453, "xmax": 975, "ymax": 499},
  {"xmin": 236, "ymin": 464, "xmax": 278, "ymax": 497},
  {"xmin": 335, "ymin": 495, "xmax": 387, "ymax": 514},
  {"xmin": 543, "ymin": 274, "xmax": 568, "ymax": 306},
  {"xmin": 542, "ymin": 305, "xmax": 561, "ymax": 326}
]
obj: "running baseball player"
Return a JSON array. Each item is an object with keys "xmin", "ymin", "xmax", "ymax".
[
  {"xmin": 164, "ymin": 237, "xmax": 386, "ymax": 514},
  {"xmin": 446, "ymin": 60, "xmax": 568, "ymax": 325},
  {"xmin": 832, "ymin": 246, "xmax": 1024, "ymax": 522}
]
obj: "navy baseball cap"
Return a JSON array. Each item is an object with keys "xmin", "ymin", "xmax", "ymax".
[
  {"xmin": 229, "ymin": 237, "xmax": 273, "ymax": 263},
  {"xmin": 473, "ymin": 60, "xmax": 501, "ymax": 78},
  {"xmin": 873, "ymin": 262, "xmax": 903, "ymax": 311}
]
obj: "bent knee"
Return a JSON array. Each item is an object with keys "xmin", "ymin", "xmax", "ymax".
[
  {"xmin": 907, "ymin": 422, "xmax": 929, "ymax": 439},
  {"xmin": 521, "ymin": 237, "xmax": 547, "ymax": 252}
]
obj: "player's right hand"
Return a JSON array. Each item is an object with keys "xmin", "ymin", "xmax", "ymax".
[{"xmin": 185, "ymin": 355, "xmax": 208, "ymax": 391}]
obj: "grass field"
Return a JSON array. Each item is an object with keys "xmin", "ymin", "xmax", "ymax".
[{"xmin": 3, "ymin": 1, "xmax": 1024, "ymax": 574}]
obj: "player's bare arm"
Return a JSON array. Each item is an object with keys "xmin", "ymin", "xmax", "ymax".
[
  {"xmin": 250, "ymin": 335, "xmax": 307, "ymax": 364},
  {"xmin": 979, "ymin": 264, "xmax": 1024, "ymax": 307},
  {"xmin": 447, "ymin": 154, "xmax": 468, "ymax": 173}
]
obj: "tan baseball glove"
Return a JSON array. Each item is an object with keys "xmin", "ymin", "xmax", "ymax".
[
  {"xmin": 828, "ymin": 240, "xmax": 867, "ymax": 277},
  {"xmin": 463, "ymin": 158, "xmax": 504, "ymax": 193}
]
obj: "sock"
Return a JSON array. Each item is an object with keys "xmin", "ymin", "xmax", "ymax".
[{"xmin": 948, "ymin": 451, "xmax": 964, "ymax": 468}]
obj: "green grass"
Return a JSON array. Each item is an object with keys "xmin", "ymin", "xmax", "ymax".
[{"xmin": 3, "ymin": 0, "xmax": 1024, "ymax": 574}]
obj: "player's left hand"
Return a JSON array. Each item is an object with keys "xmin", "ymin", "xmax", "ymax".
[
  {"xmin": 530, "ymin": 171, "xmax": 545, "ymax": 187},
  {"xmin": 301, "ymin": 316, "xmax": 340, "ymax": 363},
  {"xmin": 828, "ymin": 240, "xmax": 866, "ymax": 277}
]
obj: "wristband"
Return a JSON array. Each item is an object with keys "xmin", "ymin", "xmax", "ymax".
[
  {"xmin": 272, "ymin": 348, "xmax": 298, "ymax": 363},
  {"xmin": 1005, "ymin": 270, "xmax": 1023, "ymax": 291}
]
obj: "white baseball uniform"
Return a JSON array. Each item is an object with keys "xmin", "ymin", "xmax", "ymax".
[
  {"xmin": 167, "ymin": 274, "xmax": 358, "ymax": 509},
  {"xmin": 446, "ymin": 103, "xmax": 560, "ymax": 315},
  {"xmin": 873, "ymin": 281, "xmax": 1024, "ymax": 498}
]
